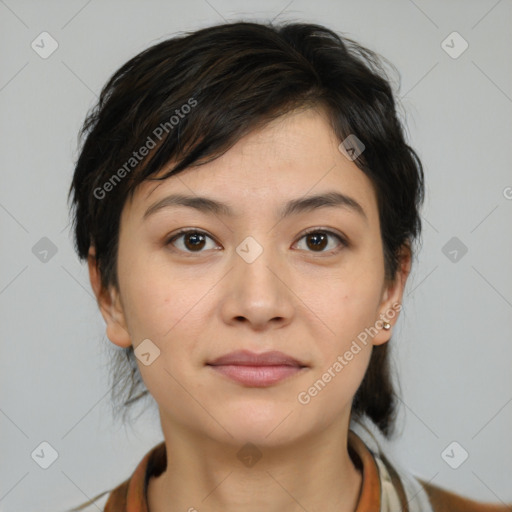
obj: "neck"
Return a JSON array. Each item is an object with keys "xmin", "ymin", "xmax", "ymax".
[{"xmin": 148, "ymin": 419, "xmax": 363, "ymax": 512}]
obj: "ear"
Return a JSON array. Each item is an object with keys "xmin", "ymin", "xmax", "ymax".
[
  {"xmin": 372, "ymin": 244, "xmax": 412, "ymax": 346},
  {"xmin": 88, "ymin": 247, "xmax": 132, "ymax": 348}
]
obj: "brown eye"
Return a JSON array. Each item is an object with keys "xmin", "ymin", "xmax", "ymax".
[
  {"xmin": 306, "ymin": 232, "xmax": 328, "ymax": 251},
  {"xmin": 167, "ymin": 230, "xmax": 218, "ymax": 253},
  {"xmin": 166, "ymin": 228, "xmax": 347, "ymax": 255},
  {"xmin": 295, "ymin": 230, "xmax": 347, "ymax": 253}
]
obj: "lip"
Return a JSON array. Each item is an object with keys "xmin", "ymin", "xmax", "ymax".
[
  {"xmin": 208, "ymin": 350, "xmax": 305, "ymax": 367},
  {"xmin": 206, "ymin": 350, "xmax": 308, "ymax": 387}
]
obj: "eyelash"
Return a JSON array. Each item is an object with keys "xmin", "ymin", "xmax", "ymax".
[{"xmin": 165, "ymin": 228, "xmax": 348, "ymax": 255}]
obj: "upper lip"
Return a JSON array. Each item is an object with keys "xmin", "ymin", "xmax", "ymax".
[{"xmin": 207, "ymin": 350, "xmax": 306, "ymax": 367}]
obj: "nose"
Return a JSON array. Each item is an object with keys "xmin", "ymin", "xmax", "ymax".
[{"xmin": 219, "ymin": 237, "xmax": 296, "ymax": 332}]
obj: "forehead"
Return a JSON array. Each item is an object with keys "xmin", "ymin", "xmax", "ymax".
[{"xmin": 124, "ymin": 108, "xmax": 379, "ymax": 225}]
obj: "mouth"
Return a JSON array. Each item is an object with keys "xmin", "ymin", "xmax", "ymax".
[{"xmin": 206, "ymin": 350, "xmax": 308, "ymax": 387}]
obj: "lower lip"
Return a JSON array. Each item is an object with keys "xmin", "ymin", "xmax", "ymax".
[{"xmin": 208, "ymin": 364, "xmax": 305, "ymax": 387}]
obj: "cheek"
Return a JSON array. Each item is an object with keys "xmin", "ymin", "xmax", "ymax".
[
  {"xmin": 297, "ymin": 294, "xmax": 376, "ymax": 414},
  {"xmin": 125, "ymin": 282, "xmax": 209, "ymax": 354},
  {"xmin": 118, "ymin": 260, "xmax": 212, "ymax": 408},
  {"xmin": 302, "ymin": 262, "xmax": 383, "ymax": 389},
  {"xmin": 318, "ymin": 294, "xmax": 376, "ymax": 376},
  {"xmin": 117, "ymin": 257, "xmax": 222, "ymax": 410},
  {"xmin": 117, "ymin": 246, "xmax": 205, "ymax": 340},
  {"xmin": 313, "ymin": 268, "xmax": 384, "ymax": 345}
]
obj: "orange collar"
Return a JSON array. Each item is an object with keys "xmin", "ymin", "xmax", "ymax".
[{"xmin": 105, "ymin": 430, "xmax": 381, "ymax": 511}]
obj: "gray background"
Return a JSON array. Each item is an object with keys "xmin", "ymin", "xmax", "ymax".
[{"xmin": 1, "ymin": 0, "xmax": 511, "ymax": 510}]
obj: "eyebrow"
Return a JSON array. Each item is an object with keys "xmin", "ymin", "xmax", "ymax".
[{"xmin": 143, "ymin": 191, "xmax": 368, "ymax": 223}]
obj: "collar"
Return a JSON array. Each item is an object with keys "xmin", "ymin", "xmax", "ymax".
[{"xmin": 105, "ymin": 430, "xmax": 383, "ymax": 511}]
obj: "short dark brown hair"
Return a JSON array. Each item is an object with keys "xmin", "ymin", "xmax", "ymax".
[{"xmin": 68, "ymin": 20, "xmax": 424, "ymax": 438}]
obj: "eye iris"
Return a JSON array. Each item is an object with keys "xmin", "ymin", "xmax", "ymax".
[
  {"xmin": 306, "ymin": 232, "xmax": 327, "ymax": 251},
  {"xmin": 184, "ymin": 232, "xmax": 206, "ymax": 251}
]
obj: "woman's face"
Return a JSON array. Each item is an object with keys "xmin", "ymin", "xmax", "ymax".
[{"xmin": 91, "ymin": 107, "xmax": 409, "ymax": 447}]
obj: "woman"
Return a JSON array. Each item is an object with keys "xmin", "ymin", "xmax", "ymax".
[{"xmin": 68, "ymin": 20, "xmax": 511, "ymax": 512}]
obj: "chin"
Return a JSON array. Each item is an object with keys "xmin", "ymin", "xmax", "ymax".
[{"xmin": 212, "ymin": 399, "xmax": 308, "ymax": 447}]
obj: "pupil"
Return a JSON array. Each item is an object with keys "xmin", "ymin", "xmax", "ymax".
[
  {"xmin": 308, "ymin": 233, "xmax": 326, "ymax": 251},
  {"xmin": 186, "ymin": 233, "xmax": 205, "ymax": 250}
]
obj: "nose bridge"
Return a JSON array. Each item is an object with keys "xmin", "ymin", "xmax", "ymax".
[
  {"xmin": 222, "ymin": 232, "xmax": 294, "ymax": 327},
  {"xmin": 234, "ymin": 233, "xmax": 282, "ymax": 292}
]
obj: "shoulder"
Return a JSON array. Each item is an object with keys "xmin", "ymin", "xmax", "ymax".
[
  {"xmin": 418, "ymin": 479, "xmax": 512, "ymax": 512},
  {"xmin": 103, "ymin": 480, "xmax": 129, "ymax": 511}
]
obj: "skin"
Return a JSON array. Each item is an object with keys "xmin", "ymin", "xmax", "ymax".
[{"xmin": 88, "ymin": 106, "xmax": 411, "ymax": 512}]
